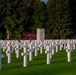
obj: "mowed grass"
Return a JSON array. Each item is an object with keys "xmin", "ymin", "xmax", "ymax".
[{"xmin": 0, "ymin": 48, "xmax": 76, "ymax": 75}]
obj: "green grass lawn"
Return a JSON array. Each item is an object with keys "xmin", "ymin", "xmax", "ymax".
[{"xmin": 0, "ymin": 48, "xmax": 76, "ymax": 75}]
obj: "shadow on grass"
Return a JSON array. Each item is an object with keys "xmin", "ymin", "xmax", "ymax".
[
  {"xmin": 34, "ymin": 57, "xmax": 46, "ymax": 60},
  {"xmin": 2, "ymin": 62, "xmax": 46, "ymax": 70},
  {"xmin": 53, "ymin": 55, "xmax": 67, "ymax": 59},
  {"xmin": 72, "ymin": 59, "xmax": 76, "ymax": 62},
  {"xmin": 2, "ymin": 58, "xmax": 23, "ymax": 64},
  {"xmin": 52, "ymin": 60, "xmax": 67, "ymax": 63},
  {"xmin": 29, "ymin": 62, "xmax": 46, "ymax": 67},
  {"xmin": 2, "ymin": 65, "xmax": 22, "ymax": 70}
]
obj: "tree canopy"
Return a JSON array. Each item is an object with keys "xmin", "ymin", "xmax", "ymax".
[{"xmin": 0, "ymin": 0, "xmax": 76, "ymax": 39}]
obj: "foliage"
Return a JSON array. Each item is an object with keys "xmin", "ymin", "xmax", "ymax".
[
  {"xmin": 0, "ymin": 0, "xmax": 76, "ymax": 39},
  {"xmin": 46, "ymin": 0, "xmax": 73, "ymax": 39},
  {"xmin": 20, "ymin": 34, "xmax": 36, "ymax": 40},
  {"xmin": 32, "ymin": 0, "xmax": 46, "ymax": 33}
]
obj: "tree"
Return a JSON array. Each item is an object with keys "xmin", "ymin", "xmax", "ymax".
[
  {"xmin": 32, "ymin": 0, "xmax": 46, "ymax": 33},
  {"xmin": 0, "ymin": 0, "xmax": 24, "ymax": 39},
  {"xmin": 46, "ymin": 0, "xmax": 73, "ymax": 39},
  {"xmin": 46, "ymin": 0, "xmax": 56, "ymax": 39},
  {"xmin": 69, "ymin": 0, "xmax": 76, "ymax": 34},
  {"xmin": 0, "ymin": 0, "xmax": 17, "ymax": 39}
]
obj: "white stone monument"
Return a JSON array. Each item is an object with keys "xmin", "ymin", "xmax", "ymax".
[{"xmin": 37, "ymin": 29, "xmax": 45, "ymax": 42}]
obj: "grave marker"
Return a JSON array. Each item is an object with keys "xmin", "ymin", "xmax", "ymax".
[
  {"xmin": 29, "ymin": 44, "xmax": 33, "ymax": 61},
  {"xmin": 35, "ymin": 43, "xmax": 39, "ymax": 56},
  {"xmin": 66, "ymin": 42, "xmax": 72, "ymax": 62},
  {"xmin": 46, "ymin": 45, "xmax": 51, "ymax": 64},
  {"xmin": 21, "ymin": 46, "xmax": 28, "ymax": 67},
  {"xmin": 6, "ymin": 46, "xmax": 12, "ymax": 63},
  {"xmin": 37, "ymin": 29, "xmax": 45, "ymax": 42},
  {"xmin": 0, "ymin": 45, "xmax": 4, "ymax": 70}
]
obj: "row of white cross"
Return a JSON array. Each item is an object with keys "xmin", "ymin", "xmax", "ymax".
[{"xmin": 0, "ymin": 39, "xmax": 76, "ymax": 70}]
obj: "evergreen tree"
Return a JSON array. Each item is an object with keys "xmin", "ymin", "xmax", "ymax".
[
  {"xmin": 0, "ymin": 0, "xmax": 24, "ymax": 39},
  {"xmin": 0, "ymin": 0, "xmax": 75, "ymax": 39},
  {"xmin": 32, "ymin": 0, "xmax": 46, "ymax": 33},
  {"xmin": 46, "ymin": 0, "xmax": 73, "ymax": 39},
  {"xmin": 69, "ymin": 0, "xmax": 76, "ymax": 34},
  {"xmin": 0, "ymin": 0, "xmax": 14, "ymax": 39}
]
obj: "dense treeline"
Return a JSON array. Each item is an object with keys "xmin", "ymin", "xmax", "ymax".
[{"xmin": 0, "ymin": 0, "xmax": 76, "ymax": 39}]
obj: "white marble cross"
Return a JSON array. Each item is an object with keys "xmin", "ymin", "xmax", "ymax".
[
  {"xmin": 40, "ymin": 41, "xmax": 44, "ymax": 54},
  {"xmin": 46, "ymin": 45, "xmax": 51, "ymax": 64},
  {"xmin": 6, "ymin": 46, "xmax": 13, "ymax": 63},
  {"xmin": 51, "ymin": 42, "xmax": 54, "ymax": 55},
  {"xmin": 15, "ymin": 43, "xmax": 21, "ymax": 58},
  {"xmin": 21, "ymin": 46, "xmax": 28, "ymax": 67},
  {"xmin": 0, "ymin": 46, "xmax": 4, "ymax": 70},
  {"xmin": 64, "ymin": 42, "xmax": 66, "ymax": 49},
  {"xmin": 15, "ymin": 47, "xmax": 20, "ymax": 58},
  {"xmin": 66, "ymin": 42, "xmax": 72, "ymax": 62},
  {"xmin": 11, "ymin": 43, "xmax": 15, "ymax": 51},
  {"xmin": 60, "ymin": 40, "xmax": 63, "ymax": 51},
  {"xmin": 55, "ymin": 40, "xmax": 58, "ymax": 52},
  {"xmin": 29, "ymin": 44, "xmax": 34, "ymax": 61},
  {"xmin": 2, "ymin": 45, "xmax": 7, "ymax": 52},
  {"xmin": 72, "ymin": 40, "xmax": 75, "ymax": 50},
  {"xmin": 34, "ymin": 43, "xmax": 39, "ymax": 56}
]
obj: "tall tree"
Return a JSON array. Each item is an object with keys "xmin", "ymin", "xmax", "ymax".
[
  {"xmin": 0, "ymin": 0, "xmax": 24, "ymax": 39},
  {"xmin": 18, "ymin": 0, "xmax": 36, "ymax": 34},
  {"xmin": 0, "ymin": 0, "xmax": 15, "ymax": 39},
  {"xmin": 32, "ymin": 0, "xmax": 46, "ymax": 33},
  {"xmin": 69, "ymin": 0, "xmax": 76, "ymax": 34},
  {"xmin": 46, "ymin": 0, "xmax": 73, "ymax": 39}
]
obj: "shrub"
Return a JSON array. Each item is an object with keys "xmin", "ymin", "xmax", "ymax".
[{"xmin": 20, "ymin": 34, "xmax": 36, "ymax": 40}]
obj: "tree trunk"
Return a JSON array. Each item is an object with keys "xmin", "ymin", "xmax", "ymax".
[
  {"xmin": 4, "ymin": 24, "xmax": 10, "ymax": 39},
  {"xmin": 6, "ymin": 29, "xmax": 10, "ymax": 39}
]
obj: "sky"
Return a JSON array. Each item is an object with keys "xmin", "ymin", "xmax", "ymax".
[{"xmin": 41, "ymin": 0, "xmax": 48, "ymax": 3}]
